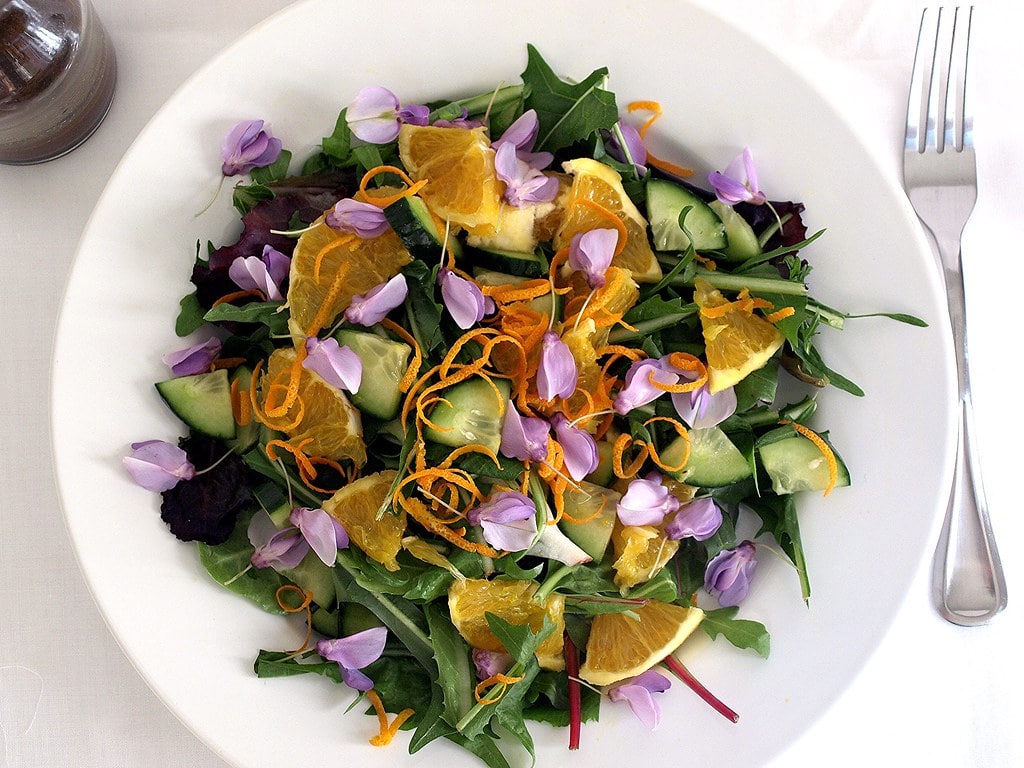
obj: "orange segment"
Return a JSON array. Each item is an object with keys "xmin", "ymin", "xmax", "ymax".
[
  {"xmin": 694, "ymin": 277, "xmax": 785, "ymax": 393},
  {"xmin": 578, "ymin": 600, "xmax": 704, "ymax": 686},
  {"xmin": 322, "ymin": 470, "xmax": 406, "ymax": 571},
  {"xmin": 286, "ymin": 217, "xmax": 412, "ymax": 339},
  {"xmin": 261, "ymin": 347, "xmax": 366, "ymax": 466},
  {"xmin": 397, "ymin": 124, "xmax": 503, "ymax": 229},
  {"xmin": 610, "ymin": 520, "xmax": 680, "ymax": 592},
  {"xmin": 554, "ymin": 158, "xmax": 661, "ymax": 283},
  {"xmin": 448, "ymin": 577, "xmax": 566, "ymax": 671}
]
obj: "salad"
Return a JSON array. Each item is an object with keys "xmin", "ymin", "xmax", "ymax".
[{"xmin": 122, "ymin": 45, "xmax": 916, "ymax": 767}]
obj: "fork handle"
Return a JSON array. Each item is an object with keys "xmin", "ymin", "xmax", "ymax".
[{"xmin": 933, "ymin": 241, "xmax": 1008, "ymax": 626}]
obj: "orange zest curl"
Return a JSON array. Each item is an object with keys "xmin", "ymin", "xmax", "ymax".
[
  {"xmin": 612, "ymin": 432, "xmax": 650, "ymax": 479},
  {"xmin": 764, "ymin": 306, "xmax": 797, "ymax": 324},
  {"xmin": 365, "ymin": 689, "xmax": 415, "ymax": 747},
  {"xmin": 212, "ymin": 288, "xmax": 266, "ymax": 307},
  {"xmin": 578, "ymin": 199, "xmax": 628, "ymax": 257},
  {"xmin": 626, "ymin": 101, "xmax": 695, "ymax": 178},
  {"xmin": 644, "ymin": 416, "xmax": 690, "ymax": 473},
  {"xmin": 394, "ymin": 494, "xmax": 501, "ymax": 559},
  {"xmin": 357, "ymin": 165, "xmax": 428, "ymax": 207},
  {"xmin": 780, "ymin": 419, "xmax": 839, "ymax": 496},
  {"xmin": 275, "ymin": 585, "xmax": 314, "ymax": 655},
  {"xmin": 381, "ymin": 318, "xmax": 423, "ymax": 393},
  {"xmin": 474, "ymin": 673, "xmax": 525, "ymax": 705}
]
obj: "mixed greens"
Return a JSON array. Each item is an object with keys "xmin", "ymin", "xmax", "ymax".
[{"xmin": 123, "ymin": 45, "xmax": 922, "ymax": 767}]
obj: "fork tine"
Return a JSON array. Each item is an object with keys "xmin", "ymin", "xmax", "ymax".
[
  {"xmin": 906, "ymin": 8, "xmax": 939, "ymax": 153},
  {"xmin": 946, "ymin": 6, "xmax": 974, "ymax": 152}
]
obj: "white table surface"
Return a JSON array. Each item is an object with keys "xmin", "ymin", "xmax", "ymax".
[{"xmin": 1, "ymin": 1, "xmax": 1020, "ymax": 766}]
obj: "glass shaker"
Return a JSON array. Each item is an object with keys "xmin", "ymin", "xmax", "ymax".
[{"xmin": 0, "ymin": 0, "xmax": 116, "ymax": 165}]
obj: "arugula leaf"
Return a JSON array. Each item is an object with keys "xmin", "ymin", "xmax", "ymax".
[
  {"xmin": 699, "ymin": 607, "xmax": 771, "ymax": 658},
  {"xmin": 746, "ymin": 493, "xmax": 811, "ymax": 602},
  {"xmin": 425, "ymin": 603, "xmax": 475, "ymax": 725},
  {"xmin": 175, "ymin": 291, "xmax": 206, "ymax": 336},
  {"xmin": 521, "ymin": 44, "xmax": 618, "ymax": 153},
  {"xmin": 250, "ymin": 149, "xmax": 292, "ymax": 185},
  {"xmin": 254, "ymin": 649, "xmax": 341, "ymax": 680},
  {"xmin": 203, "ymin": 300, "xmax": 289, "ymax": 334}
]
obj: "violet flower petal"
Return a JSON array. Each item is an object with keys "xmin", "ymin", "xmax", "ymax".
[
  {"xmin": 608, "ymin": 121, "xmax": 648, "ymax": 176},
  {"xmin": 397, "ymin": 103, "xmax": 430, "ymax": 126},
  {"xmin": 467, "ymin": 491, "xmax": 538, "ymax": 552},
  {"xmin": 221, "ymin": 119, "xmax": 283, "ymax": 176},
  {"xmin": 346, "ymin": 86, "xmax": 401, "ymax": 144},
  {"xmin": 708, "ymin": 147, "xmax": 766, "ymax": 206},
  {"xmin": 162, "ymin": 337, "xmax": 221, "ymax": 376},
  {"xmin": 438, "ymin": 268, "xmax": 489, "ymax": 329},
  {"xmin": 494, "ymin": 143, "xmax": 559, "ymax": 207},
  {"xmin": 500, "ymin": 406, "xmax": 550, "ymax": 463},
  {"xmin": 671, "ymin": 383, "xmax": 737, "ymax": 430},
  {"xmin": 616, "ymin": 472, "xmax": 680, "ymax": 526},
  {"xmin": 228, "ymin": 254, "xmax": 284, "ymax": 300},
  {"xmin": 290, "ymin": 507, "xmax": 342, "ymax": 566},
  {"xmin": 551, "ymin": 414, "xmax": 599, "ymax": 482},
  {"xmin": 537, "ymin": 331, "xmax": 578, "ymax": 401},
  {"xmin": 302, "ymin": 336, "xmax": 362, "ymax": 393},
  {"xmin": 261, "ymin": 244, "xmax": 291, "ymax": 288},
  {"xmin": 568, "ymin": 228, "xmax": 618, "ymax": 290},
  {"xmin": 704, "ymin": 540, "xmax": 758, "ymax": 606},
  {"xmin": 325, "ymin": 198, "xmax": 390, "ymax": 238},
  {"xmin": 344, "ymin": 274, "xmax": 408, "ymax": 326},
  {"xmin": 316, "ymin": 627, "xmax": 388, "ymax": 691},
  {"xmin": 664, "ymin": 497, "xmax": 723, "ymax": 541},
  {"xmin": 472, "ymin": 649, "xmax": 514, "ymax": 680},
  {"xmin": 608, "ymin": 670, "xmax": 671, "ymax": 730},
  {"xmin": 123, "ymin": 440, "xmax": 196, "ymax": 492},
  {"xmin": 494, "ymin": 109, "xmax": 541, "ymax": 152},
  {"xmin": 614, "ymin": 358, "xmax": 679, "ymax": 415},
  {"xmin": 247, "ymin": 510, "xmax": 310, "ymax": 571}
]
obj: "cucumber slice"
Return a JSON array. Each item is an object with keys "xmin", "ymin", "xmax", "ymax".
[
  {"xmin": 661, "ymin": 426, "xmax": 752, "ymax": 488},
  {"xmin": 646, "ymin": 178, "xmax": 727, "ymax": 252},
  {"xmin": 585, "ymin": 439, "xmax": 615, "ymax": 487},
  {"xmin": 333, "ymin": 329, "xmax": 411, "ymax": 420},
  {"xmin": 384, "ymin": 195, "xmax": 457, "ymax": 260},
  {"xmin": 759, "ymin": 433, "xmax": 851, "ymax": 495},
  {"xmin": 155, "ymin": 369, "xmax": 236, "ymax": 440},
  {"xmin": 423, "ymin": 377, "xmax": 511, "ymax": 453},
  {"xmin": 558, "ymin": 482, "xmax": 621, "ymax": 561},
  {"xmin": 709, "ymin": 200, "xmax": 762, "ymax": 261},
  {"xmin": 463, "ymin": 246, "xmax": 546, "ymax": 278}
]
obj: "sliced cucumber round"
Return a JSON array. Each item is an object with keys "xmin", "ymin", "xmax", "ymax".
[
  {"xmin": 423, "ymin": 377, "xmax": 511, "ymax": 453},
  {"xmin": 155, "ymin": 368, "xmax": 236, "ymax": 440},
  {"xmin": 759, "ymin": 433, "xmax": 851, "ymax": 495},
  {"xmin": 709, "ymin": 199, "xmax": 762, "ymax": 261},
  {"xmin": 661, "ymin": 426, "xmax": 752, "ymax": 488},
  {"xmin": 558, "ymin": 481, "xmax": 621, "ymax": 561},
  {"xmin": 646, "ymin": 178, "xmax": 727, "ymax": 252},
  {"xmin": 333, "ymin": 329, "xmax": 411, "ymax": 420}
]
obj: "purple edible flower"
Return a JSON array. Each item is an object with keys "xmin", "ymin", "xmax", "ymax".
[
  {"xmin": 494, "ymin": 142, "xmax": 560, "ymax": 207},
  {"xmin": 707, "ymin": 147, "xmax": 766, "ymax": 206},
  {"xmin": 568, "ymin": 228, "xmax": 617, "ymax": 290},
  {"xmin": 123, "ymin": 440, "xmax": 196, "ymax": 492},
  {"xmin": 608, "ymin": 669, "xmax": 671, "ymax": 730},
  {"xmin": 500, "ymin": 406, "xmax": 550, "ymax": 463},
  {"xmin": 315, "ymin": 626, "xmax": 388, "ymax": 691},
  {"xmin": 325, "ymin": 198, "xmax": 390, "ymax": 238},
  {"xmin": 671, "ymin": 380, "xmax": 737, "ymax": 430},
  {"xmin": 550, "ymin": 413, "xmax": 599, "ymax": 482},
  {"xmin": 221, "ymin": 119, "xmax": 283, "ymax": 177},
  {"xmin": 228, "ymin": 244, "xmax": 290, "ymax": 301},
  {"xmin": 289, "ymin": 506, "xmax": 349, "ymax": 566},
  {"xmin": 438, "ymin": 268, "xmax": 493, "ymax": 329},
  {"xmin": 705, "ymin": 540, "xmax": 758, "ymax": 607},
  {"xmin": 664, "ymin": 497, "xmax": 723, "ymax": 542},
  {"xmin": 247, "ymin": 510, "xmax": 309, "ymax": 571},
  {"xmin": 345, "ymin": 86, "xmax": 429, "ymax": 144},
  {"xmin": 616, "ymin": 472, "xmax": 680, "ymax": 527},
  {"xmin": 537, "ymin": 331, "xmax": 578, "ymax": 401},
  {"xmin": 162, "ymin": 337, "xmax": 221, "ymax": 376},
  {"xmin": 467, "ymin": 491, "xmax": 538, "ymax": 552},
  {"xmin": 613, "ymin": 358, "xmax": 678, "ymax": 415},
  {"xmin": 607, "ymin": 121, "xmax": 648, "ymax": 177},
  {"xmin": 302, "ymin": 336, "xmax": 362, "ymax": 393},
  {"xmin": 344, "ymin": 274, "xmax": 408, "ymax": 326},
  {"xmin": 472, "ymin": 648, "xmax": 514, "ymax": 680}
]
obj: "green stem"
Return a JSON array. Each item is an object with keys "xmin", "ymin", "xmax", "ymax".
[
  {"xmin": 608, "ymin": 309, "xmax": 697, "ymax": 343},
  {"xmin": 534, "ymin": 563, "xmax": 576, "ymax": 604},
  {"xmin": 670, "ymin": 268, "xmax": 809, "ymax": 297},
  {"xmin": 429, "ymin": 85, "xmax": 525, "ymax": 122}
]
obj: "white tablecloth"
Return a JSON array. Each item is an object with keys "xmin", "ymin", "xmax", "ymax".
[{"xmin": 1, "ymin": 1, "xmax": 1020, "ymax": 766}]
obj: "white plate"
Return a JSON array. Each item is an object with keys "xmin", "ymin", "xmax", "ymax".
[{"xmin": 52, "ymin": 1, "xmax": 954, "ymax": 766}]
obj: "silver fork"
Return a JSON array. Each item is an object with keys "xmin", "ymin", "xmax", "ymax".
[{"xmin": 902, "ymin": 6, "xmax": 1007, "ymax": 626}]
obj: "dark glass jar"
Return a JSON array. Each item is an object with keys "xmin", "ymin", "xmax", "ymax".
[{"xmin": 0, "ymin": 0, "xmax": 116, "ymax": 164}]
